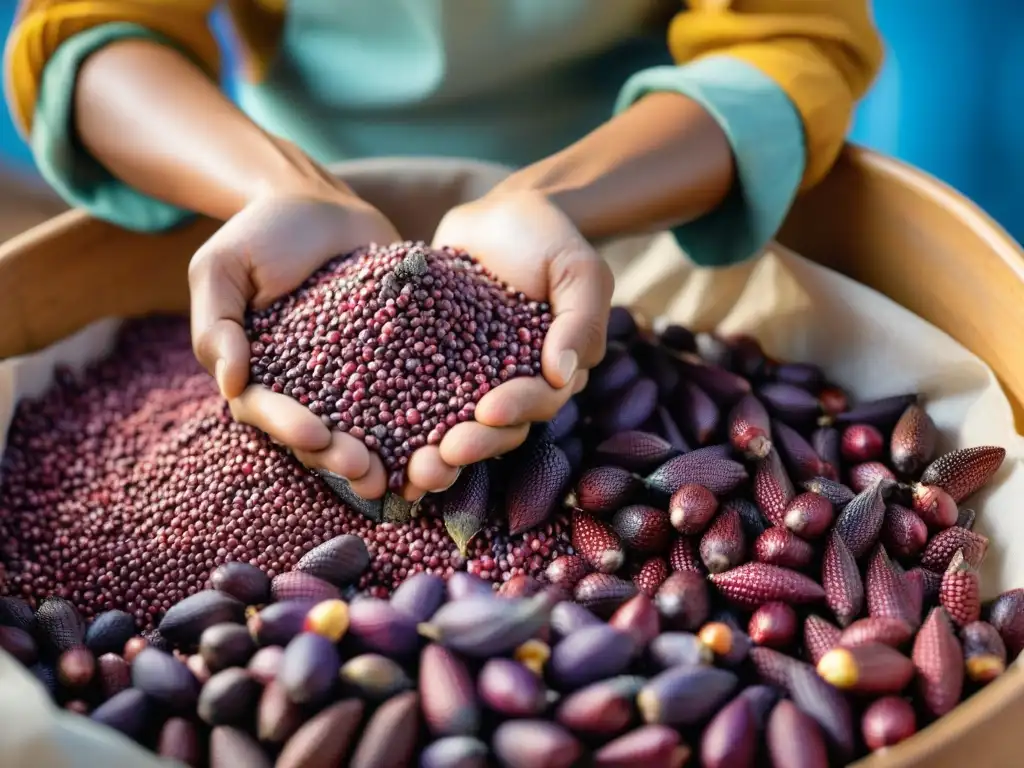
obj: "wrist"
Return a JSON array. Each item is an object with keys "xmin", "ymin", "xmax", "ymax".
[{"xmin": 249, "ymin": 137, "xmax": 358, "ymax": 207}]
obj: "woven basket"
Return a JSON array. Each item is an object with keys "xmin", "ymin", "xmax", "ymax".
[{"xmin": 0, "ymin": 148, "xmax": 1021, "ymax": 767}]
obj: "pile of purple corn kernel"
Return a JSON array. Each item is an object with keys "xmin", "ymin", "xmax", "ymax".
[{"xmin": 246, "ymin": 241, "xmax": 551, "ymax": 491}]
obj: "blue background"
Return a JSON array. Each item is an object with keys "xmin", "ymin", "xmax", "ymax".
[{"xmin": 2, "ymin": 2, "xmax": 1021, "ymax": 242}]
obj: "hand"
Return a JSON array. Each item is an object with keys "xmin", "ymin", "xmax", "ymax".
[
  {"xmin": 430, "ymin": 189, "xmax": 614, "ymax": 468},
  {"xmin": 189, "ymin": 188, "xmax": 415, "ymax": 500}
]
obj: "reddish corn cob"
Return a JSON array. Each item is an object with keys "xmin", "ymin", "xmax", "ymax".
[
  {"xmin": 819, "ymin": 386, "xmax": 849, "ymax": 417},
  {"xmin": 911, "ymin": 484, "xmax": 959, "ymax": 529},
  {"xmin": 866, "ymin": 546, "xmax": 916, "ymax": 628},
  {"xmin": 862, "ymin": 697, "xmax": 917, "ymax": 752},
  {"xmin": 699, "ymin": 506, "xmax": 746, "ymax": 574},
  {"xmin": 768, "ymin": 700, "xmax": 831, "ymax": 768},
  {"xmin": 701, "ymin": 695, "xmax": 758, "ymax": 768},
  {"xmin": 783, "ymin": 492, "xmax": 834, "ymax": 540},
  {"xmin": 748, "ymin": 602, "xmax": 798, "ymax": 649},
  {"xmin": 913, "ymin": 607, "xmax": 964, "ymax": 717},
  {"xmin": 881, "ymin": 503, "xmax": 928, "ymax": 558},
  {"xmin": 890, "ymin": 403, "xmax": 938, "ymax": 476},
  {"xmin": 804, "ymin": 615, "xmax": 842, "ymax": 664},
  {"xmin": 816, "ymin": 643, "xmax": 914, "ymax": 694},
  {"xmin": 633, "ymin": 558, "xmax": 670, "ymax": 598},
  {"xmin": 569, "ymin": 466, "xmax": 639, "ymax": 516},
  {"xmin": 571, "ymin": 511, "xmax": 625, "ymax": 574},
  {"xmin": 920, "ymin": 527, "xmax": 989, "ymax": 572},
  {"xmin": 545, "ymin": 555, "xmax": 591, "ymax": 592},
  {"xmin": 841, "ymin": 424, "xmax": 885, "ymax": 463},
  {"xmin": 920, "ymin": 446, "xmax": 1006, "ymax": 503},
  {"xmin": 833, "ymin": 480, "xmax": 887, "ymax": 559},
  {"xmin": 753, "ymin": 448, "xmax": 795, "ymax": 526},
  {"xmin": 655, "ymin": 572, "xmax": 709, "ymax": 631},
  {"xmin": 710, "ymin": 563, "xmax": 825, "ymax": 609},
  {"xmin": 668, "ymin": 536, "xmax": 704, "ymax": 575},
  {"xmin": 848, "ymin": 462, "xmax": 897, "ymax": 495},
  {"xmin": 574, "ymin": 574, "xmax": 638, "ymax": 617},
  {"xmin": 839, "ymin": 617, "xmax": 914, "ymax": 649},
  {"xmin": 609, "ymin": 593, "xmax": 661, "ymax": 649},
  {"xmin": 728, "ymin": 394, "xmax": 772, "ymax": 459},
  {"xmin": 820, "ymin": 533, "xmax": 862, "ymax": 629},
  {"xmin": 611, "ymin": 505, "xmax": 672, "ymax": 555},
  {"xmin": 754, "ymin": 528, "xmax": 815, "ymax": 570},
  {"xmin": 940, "ymin": 551, "xmax": 981, "ymax": 627},
  {"xmin": 668, "ymin": 484, "xmax": 719, "ymax": 535},
  {"xmin": 989, "ymin": 589, "xmax": 1024, "ymax": 659}
]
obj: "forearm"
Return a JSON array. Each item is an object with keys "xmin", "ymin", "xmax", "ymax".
[
  {"xmin": 495, "ymin": 92, "xmax": 734, "ymax": 241},
  {"xmin": 74, "ymin": 40, "xmax": 340, "ymax": 221}
]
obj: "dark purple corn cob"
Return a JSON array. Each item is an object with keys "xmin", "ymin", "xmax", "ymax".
[
  {"xmin": 545, "ymin": 398, "xmax": 580, "ymax": 442},
  {"xmin": 589, "ymin": 346, "xmax": 641, "ymax": 398},
  {"xmin": 758, "ymin": 382, "xmax": 821, "ymax": 428},
  {"xmin": 505, "ymin": 440, "xmax": 572, "ymax": 535},
  {"xmin": 675, "ymin": 353, "xmax": 752, "ymax": 405},
  {"xmin": 772, "ymin": 420, "xmax": 828, "ymax": 483},
  {"xmin": 652, "ymin": 405, "xmax": 691, "ymax": 453},
  {"xmin": 673, "ymin": 379, "xmax": 721, "ymax": 447},
  {"xmin": 890, "ymin": 403, "xmax": 938, "ymax": 475},
  {"xmin": 443, "ymin": 462, "xmax": 491, "ymax": 555},
  {"xmin": 804, "ymin": 476, "xmax": 856, "ymax": 509},
  {"xmin": 596, "ymin": 430, "xmax": 679, "ymax": 472},
  {"xmin": 645, "ymin": 452, "xmax": 748, "ymax": 497},
  {"xmin": 598, "ymin": 377, "xmax": 659, "ymax": 435},
  {"xmin": 835, "ymin": 393, "xmax": 918, "ymax": 429},
  {"xmin": 811, "ymin": 426, "xmax": 841, "ymax": 479},
  {"xmin": 833, "ymin": 479, "xmax": 888, "ymax": 559}
]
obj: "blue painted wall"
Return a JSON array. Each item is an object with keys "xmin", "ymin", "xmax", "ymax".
[{"xmin": 2, "ymin": 3, "xmax": 1021, "ymax": 241}]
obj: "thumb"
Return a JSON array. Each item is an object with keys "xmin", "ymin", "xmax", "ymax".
[
  {"xmin": 541, "ymin": 245, "xmax": 614, "ymax": 388},
  {"xmin": 188, "ymin": 246, "xmax": 253, "ymax": 399}
]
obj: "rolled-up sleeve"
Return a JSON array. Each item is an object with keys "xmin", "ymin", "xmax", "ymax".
[
  {"xmin": 4, "ymin": 2, "xmax": 220, "ymax": 231},
  {"xmin": 615, "ymin": 0, "xmax": 882, "ymax": 266}
]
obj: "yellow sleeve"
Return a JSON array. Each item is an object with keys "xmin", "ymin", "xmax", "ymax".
[
  {"xmin": 4, "ymin": 0, "xmax": 221, "ymax": 138},
  {"xmin": 669, "ymin": 0, "xmax": 884, "ymax": 189}
]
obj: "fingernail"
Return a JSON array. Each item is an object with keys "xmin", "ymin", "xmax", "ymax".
[
  {"xmin": 214, "ymin": 359, "xmax": 228, "ymax": 395},
  {"xmin": 441, "ymin": 466, "xmax": 465, "ymax": 492},
  {"xmin": 557, "ymin": 350, "xmax": 578, "ymax": 386},
  {"xmin": 316, "ymin": 470, "xmax": 383, "ymax": 521}
]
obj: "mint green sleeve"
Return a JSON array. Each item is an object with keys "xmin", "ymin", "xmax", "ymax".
[
  {"xmin": 31, "ymin": 23, "xmax": 194, "ymax": 232},
  {"xmin": 615, "ymin": 55, "xmax": 806, "ymax": 268}
]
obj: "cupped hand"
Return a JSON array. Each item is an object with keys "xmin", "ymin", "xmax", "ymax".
[
  {"xmin": 430, "ymin": 189, "xmax": 614, "ymax": 468},
  {"xmin": 188, "ymin": 188, "xmax": 418, "ymax": 499}
]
